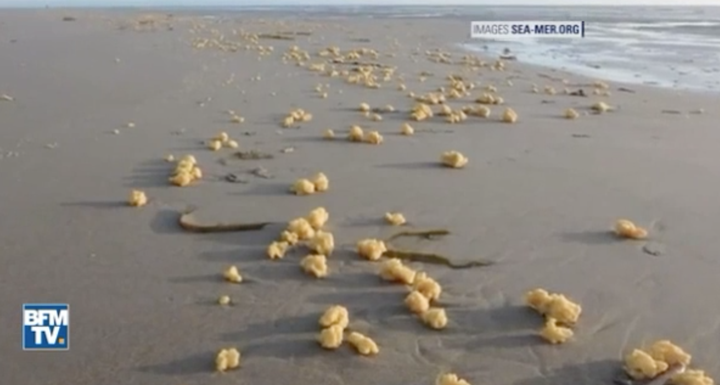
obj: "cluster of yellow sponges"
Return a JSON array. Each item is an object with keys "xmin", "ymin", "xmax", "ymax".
[
  {"xmin": 462, "ymin": 105, "xmax": 491, "ymax": 118},
  {"xmin": 410, "ymin": 102, "xmax": 434, "ymax": 121},
  {"xmin": 215, "ymin": 347, "xmax": 241, "ymax": 372},
  {"xmin": 357, "ymin": 102, "xmax": 389, "ymax": 121},
  {"xmin": 623, "ymin": 340, "xmax": 713, "ymax": 385},
  {"xmin": 290, "ymin": 172, "xmax": 329, "ymax": 195},
  {"xmin": 228, "ymin": 110, "xmax": 245, "ymax": 124},
  {"xmin": 436, "ymin": 372, "xmax": 472, "ymax": 385},
  {"xmin": 344, "ymin": 124, "xmax": 383, "ymax": 144},
  {"xmin": 317, "ymin": 305, "xmax": 379, "ymax": 356},
  {"xmin": 406, "ymin": 89, "xmax": 514, "ymax": 123},
  {"xmin": 415, "ymin": 92, "xmax": 445, "ymax": 105},
  {"xmin": 169, "ymin": 155, "xmax": 202, "ymax": 187},
  {"xmin": 437, "ymin": 104, "xmax": 468, "ymax": 123},
  {"xmin": 282, "ymin": 108, "xmax": 313, "ymax": 127},
  {"xmin": 363, "ymin": 251, "xmax": 447, "ymax": 330},
  {"xmin": 317, "ymin": 305, "xmax": 349, "ymax": 349},
  {"xmin": 475, "ymin": 92, "xmax": 504, "ymax": 105},
  {"xmin": 525, "ymin": 288, "xmax": 582, "ymax": 344},
  {"xmin": 265, "ymin": 207, "xmax": 334, "ymax": 278},
  {"xmin": 207, "ymin": 131, "xmax": 239, "ymax": 151}
]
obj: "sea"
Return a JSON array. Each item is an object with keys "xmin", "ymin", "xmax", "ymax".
[{"xmin": 184, "ymin": 5, "xmax": 720, "ymax": 93}]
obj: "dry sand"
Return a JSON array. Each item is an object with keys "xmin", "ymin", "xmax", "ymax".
[{"xmin": 1, "ymin": 8, "xmax": 719, "ymax": 385}]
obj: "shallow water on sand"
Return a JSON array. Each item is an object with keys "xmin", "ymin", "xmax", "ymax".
[{"xmin": 199, "ymin": 5, "xmax": 720, "ymax": 92}]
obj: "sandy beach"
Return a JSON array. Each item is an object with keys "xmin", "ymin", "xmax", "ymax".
[{"xmin": 1, "ymin": 8, "xmax": 720, "ymax": 385}]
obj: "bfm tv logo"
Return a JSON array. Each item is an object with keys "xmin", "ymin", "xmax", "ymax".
[{"xmin": 22, "ymin": 303, "xmax": 70, "ymax": 351}]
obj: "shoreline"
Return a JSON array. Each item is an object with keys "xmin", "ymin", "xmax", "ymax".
[{"xmin": 458, "ymin": 41, "xmax": 720, "ymax": 96}]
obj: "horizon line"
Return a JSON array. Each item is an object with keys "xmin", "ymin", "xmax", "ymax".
[{"xmin": 2, "ymin": 3, "xmax": 719, "ymax": 7}]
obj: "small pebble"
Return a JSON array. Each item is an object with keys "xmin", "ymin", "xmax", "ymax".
[
  {"xmin": 251, "ymin": 166, "xmax": 273, "ymax": 179},
  {"xmin": 642, "ymin": 242, "xmax": 665, "ymax": 256},
  {"xmin": 225, "ymin": 173, "xmax": 249, "ymax": 184}
]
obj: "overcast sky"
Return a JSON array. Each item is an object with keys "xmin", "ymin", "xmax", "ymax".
[{"xmin": 1, "ymin": 0, "xmax": 719, "ymax": 7}]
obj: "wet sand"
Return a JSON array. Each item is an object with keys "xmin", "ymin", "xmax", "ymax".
[{"xmin": 1, "ymin": 9, "xmax": 719, "ymax": 385}]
